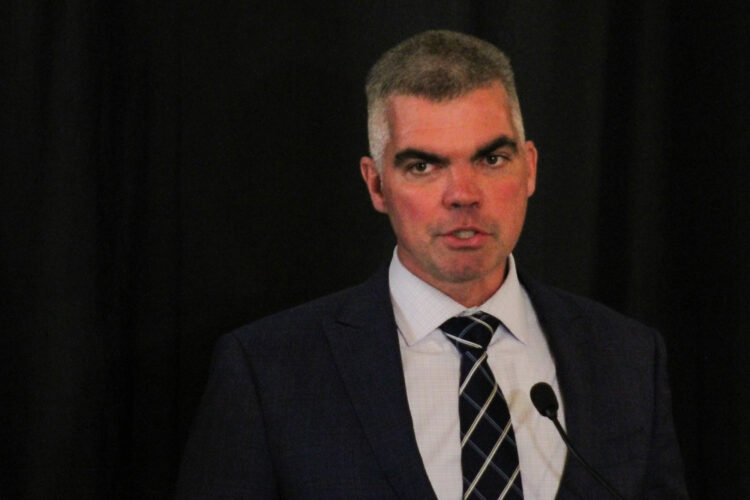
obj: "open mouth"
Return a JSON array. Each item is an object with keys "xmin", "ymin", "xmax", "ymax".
[{"xmin": 451, "ymin": 229, "xmax": 478, "ymax": 240}]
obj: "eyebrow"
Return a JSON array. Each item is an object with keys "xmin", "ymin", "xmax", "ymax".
[
  {"xmin": 470, "ymin": 136, "xmax": 518, "ymax": 162},
  {"xmin": 393, "ymin": 149, "xmax": 450, "ymax": 168},
  {"xmin": 392, "ymin": 135, "xmax": 519, "ymax": 168}
]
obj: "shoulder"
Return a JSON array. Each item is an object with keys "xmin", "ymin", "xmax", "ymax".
[
  {"xmin": 216, "ymin": 266, "xmax": 390, "ymax": 356},
  {"xmin": 519, "ymin": 269, "xmax": 663, "ymax": 352},
  {"xmin": 535, "ymin": 279, "xmax": 651, "ymax": 328}
]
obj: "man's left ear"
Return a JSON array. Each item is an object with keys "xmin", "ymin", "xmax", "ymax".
[
  {"xmin": 360, "ymin": 156, "xmax": 387, "ymax": 213},
  {"xmin": 524, "ymin": 141, "xmax": 538, "ymax": 196}
]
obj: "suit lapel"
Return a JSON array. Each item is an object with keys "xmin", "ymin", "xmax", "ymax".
[
  {"xmin": 324, "ymin": 268, "xmax": 437, "ymax": 500},
  {"xmin": 519, "ymin": 271, "xmax": 598, "ymax": 499}
]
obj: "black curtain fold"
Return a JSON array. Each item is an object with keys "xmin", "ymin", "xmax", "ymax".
[{"xmin": 2, "ymin": 1, "xmax": 748, "ymax": 498}]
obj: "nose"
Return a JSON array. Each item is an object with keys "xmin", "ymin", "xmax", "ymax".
[{"xmin": 442, "ymin": 163, "xmax": 481, "ymax": 209}]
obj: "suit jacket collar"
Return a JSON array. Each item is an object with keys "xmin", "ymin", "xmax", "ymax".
[{"xmin": 324, "ymin": 266, "xmax": 437, "ymax": 500}]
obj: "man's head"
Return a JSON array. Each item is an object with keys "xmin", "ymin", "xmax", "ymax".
[
  {"xmin": 360, "ymin": 31, "xmax": 537, "ymax": 307},
  {"xmin": 365, "ymin": 30, "xmax": 525, "ymax": 171}
]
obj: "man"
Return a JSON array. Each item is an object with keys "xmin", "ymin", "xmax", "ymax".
[{"xmin": 177, "ymin": 31, "xmax": 687, "ymax": 499}]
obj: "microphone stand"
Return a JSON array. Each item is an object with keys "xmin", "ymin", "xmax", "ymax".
[{"xmin": 530, "ymin": 382, "xmax": 626, "ymax": 500}]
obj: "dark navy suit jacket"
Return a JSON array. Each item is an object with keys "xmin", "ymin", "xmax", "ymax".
[{"xmin": 176, "ymin": 268, "xmax": 688, "ymax": 499}]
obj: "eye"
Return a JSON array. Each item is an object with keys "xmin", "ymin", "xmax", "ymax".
[
  {"xmin": 407, "ymin": 162, "xmax": 435, "ymax": 175},
  {"xmin": 485, "ymin": 154, "xmax": 508, "ymax": 167}
]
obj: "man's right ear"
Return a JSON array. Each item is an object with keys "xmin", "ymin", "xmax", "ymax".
[{"xmin": 360, "ymin": 156, "xmax": 387, "ymax": 213}]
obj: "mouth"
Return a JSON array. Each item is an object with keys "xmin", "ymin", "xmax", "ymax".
[
  {"xmin": 440, "ymin": 227, "xmax": 489, "ymax": 247},
  {"xmin": 450, "ymin": 229, "xmax": 480, "ymax": 240}
]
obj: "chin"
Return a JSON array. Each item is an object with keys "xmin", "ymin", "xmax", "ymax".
[
  {"xmin": 433, "ymin": 255, "xmax": 505, "ymax": 284},
  {"xmin": 433, "ymin": 264, "xmax": 487, "ymax": 284}
]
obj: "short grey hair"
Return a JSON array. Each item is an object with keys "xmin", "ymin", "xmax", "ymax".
[{"xmin": 365, "ymin": 30, "xmax": 525, "ymax": 170}]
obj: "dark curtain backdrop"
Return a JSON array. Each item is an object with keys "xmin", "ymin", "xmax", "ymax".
[{"xmin": 2, "ymin": 1, "xmax": 748, "ymax": 498}]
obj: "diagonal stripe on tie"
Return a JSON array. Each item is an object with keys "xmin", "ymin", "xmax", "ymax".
[
  {"xmin": 460, "ymin": 352, "xmax": 488, "ymax": 394},
  {"xmin": 441, "ymin": 312, "xmax": 524, "ymax": 500},
  {"xmin": 461, "ymin": 382, "xmax": 499, "ymax": 447}
]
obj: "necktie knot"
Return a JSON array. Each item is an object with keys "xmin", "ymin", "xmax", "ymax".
[{"xmin": 439, "ymin": 312, "xmax": 501, "ymax": 354}]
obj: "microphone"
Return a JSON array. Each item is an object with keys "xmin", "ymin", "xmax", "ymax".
[{"xmin": 530, "ymin": 382, "xmax": 626, "ymax": 500}]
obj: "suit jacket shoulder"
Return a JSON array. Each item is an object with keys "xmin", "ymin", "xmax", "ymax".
[{"xmin": 228, "ymin": 269, "xmax": 385, "ymax": 353}]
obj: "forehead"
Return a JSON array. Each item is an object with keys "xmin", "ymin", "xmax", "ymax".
[{"xmin": 383, "ymin": 84, "xmax": 517, "ymax": 152}]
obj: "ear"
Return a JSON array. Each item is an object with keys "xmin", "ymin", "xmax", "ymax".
[
  {"xmin": 523, "ymin": 140, "xmax": 538, "ymax": 197},
  {"xmin": 360, "ymin": 156, "xmax": 388, "ymax": 213}
]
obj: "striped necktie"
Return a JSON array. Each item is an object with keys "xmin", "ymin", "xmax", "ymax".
[{"xmin": 440, "ymin": 312, "xmax": 523, "ymax": 500}]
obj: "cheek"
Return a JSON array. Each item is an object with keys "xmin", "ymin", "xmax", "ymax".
[
  {"xmin": 385, "ymin": 188, "xmax": 434, "ymax": 232},
  {"xmin": 493, "ymin": 180, "xmax": 525, "ymax": 203},
  {"xmin": 490, "ymin": 180, "xmax": 529, "ymax": 218}
]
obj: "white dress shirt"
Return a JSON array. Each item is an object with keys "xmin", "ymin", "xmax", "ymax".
[{"xmin": 389, "ymin": 250, "xmax": 567, "ymax": 499}]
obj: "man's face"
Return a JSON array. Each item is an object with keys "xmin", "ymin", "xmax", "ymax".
[{"xmin": 361, "ymin": 83, "xmax": 537, "ymax": 304}]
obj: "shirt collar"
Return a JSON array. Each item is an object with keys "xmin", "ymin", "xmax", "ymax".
[{"xmin": 388, "ymin": 248, "xmax": 529, "ymax": 347}]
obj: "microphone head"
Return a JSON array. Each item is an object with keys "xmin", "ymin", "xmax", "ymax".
[{"xmin": 530, "ymin": 382, "xmax": 559, "ymax": 419}]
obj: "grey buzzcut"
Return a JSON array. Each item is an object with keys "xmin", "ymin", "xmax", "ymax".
[{"xmin": 365, "ymin": 30, "xmax": 525, "ymax": 170}]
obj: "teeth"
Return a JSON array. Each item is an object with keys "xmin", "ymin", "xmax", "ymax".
[{"xmin": 453, "ymin": 230, "xmax": 477, "ymax": 239}]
